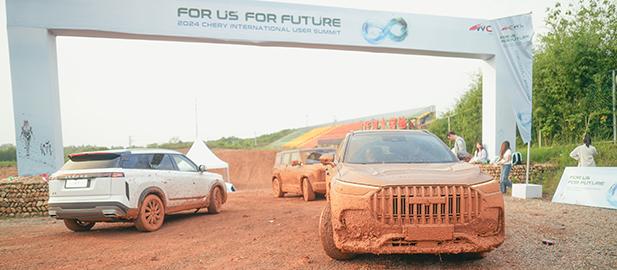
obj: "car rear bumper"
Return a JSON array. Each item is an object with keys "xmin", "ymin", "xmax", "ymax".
[
  {"xmin": 48, "ymin": 202, "xmax": 138, "ymax": 221},
  {"xmin": 313, "ymin": 181, "xmax": 327, "ymax": 194}
]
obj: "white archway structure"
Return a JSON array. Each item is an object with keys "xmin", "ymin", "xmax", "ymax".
[{"xmin": 7, "ymin": 0, "xmax": 528, "ymax": 175}]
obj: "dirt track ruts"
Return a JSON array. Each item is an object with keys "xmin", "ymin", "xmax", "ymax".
[{"xmin": 0, "ymin": 189, "xmax": 615, "ymax": 270}]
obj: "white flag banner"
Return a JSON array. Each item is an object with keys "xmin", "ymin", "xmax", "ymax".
[{"xmin": 491, "ymin": 14, "xmax": 534, "ymax": 143}]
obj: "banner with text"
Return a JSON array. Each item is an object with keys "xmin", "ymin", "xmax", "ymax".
[
  {"xmin": 491, "ymin": 14, "xmax": 534, "ymax": 143},
  {"xmin": 552, "ymin": 167, "xmax": 617, "ymax": 210}
]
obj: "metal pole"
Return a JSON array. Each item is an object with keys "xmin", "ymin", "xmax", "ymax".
[
  {"xmin": 195, "ymin": 100, "xmax": 199, "ymax": 140},
  {"xmin": 612, "ymin": 69, "xmax": 617, "ymax": 144},
  {"xmin": 525, "ymin": 142, "xmax": 531, "ymax": 185}
]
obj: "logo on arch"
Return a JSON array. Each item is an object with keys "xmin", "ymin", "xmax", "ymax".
[
  {"xmin": 362, "ymin": 18, "xmax": 408, "ymax": 44},
  {"xmin": 469, "ymin": 23, "xmax": 492, "ymax": 32}
]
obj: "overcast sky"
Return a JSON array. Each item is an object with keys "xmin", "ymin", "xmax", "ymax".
[{"xmin": 0, "ymin": 0, "xmax": 559, "ymax": 147}]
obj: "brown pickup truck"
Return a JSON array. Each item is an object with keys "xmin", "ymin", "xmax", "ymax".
[{"xmin": 271, "ymin": 148, "xmax": 336, "ymax": 201}]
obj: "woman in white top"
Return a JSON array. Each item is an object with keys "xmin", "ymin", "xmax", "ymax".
[
  {"xmin": 469, "ymin": 142, "xmax": 489, "ymax": 164},
  {"xmin": 569, "ymin": 134, "xmax": 598, "ymax": 167},
  {"xmin": 496, "ymin": 141, "xmax": 512, "ymax": 193}
]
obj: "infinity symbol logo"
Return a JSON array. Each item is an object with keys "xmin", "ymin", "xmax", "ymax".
[
  {"xmin": 362, "ymin": 18, "xmax": 408, "ymax": 44},
  {"xmin": 608, "ymin": 183, "xmax": 617, "ymax": 207}
]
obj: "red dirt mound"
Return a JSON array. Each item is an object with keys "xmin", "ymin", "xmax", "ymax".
[{"xmin": 213, "ymin": 149, "xmax": 276, "ymax": 190}]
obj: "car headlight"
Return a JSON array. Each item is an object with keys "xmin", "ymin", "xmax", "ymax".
[
  {"xmin": 472, "ymin": 179, "xmax": 501, "ymax": 194},
  {"xmin": 332, "ymin": 179, "xmax": 379, "ymax": 196}
]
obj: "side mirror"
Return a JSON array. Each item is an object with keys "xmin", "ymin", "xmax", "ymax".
[
  {"xmin": 320, "ymin": 154, "xmax": 335, "ymax": 166},
  {"xmin": 291, "ymin": 160, "xmax": 302, "ymax": 166},
  {"xmin": 198, "ymin": 165, "xmax": 207, "ymax": 172}
]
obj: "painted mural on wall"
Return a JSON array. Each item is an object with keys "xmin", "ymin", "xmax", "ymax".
[
  {"xmin": 16, "ymin": 118, "xmax": 56, "ymax": 173},
  {"xmin": 40, "ymin": 141, "xmax": 53, "ymax": 156},
  {"xmin": 19, "ymin": 120, "xmax": 33, "ymax": 157}
]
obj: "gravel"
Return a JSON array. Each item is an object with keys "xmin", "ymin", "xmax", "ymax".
[{"xmin": 0, "ymin": 191, "xmax": 615, "ymax": 269}]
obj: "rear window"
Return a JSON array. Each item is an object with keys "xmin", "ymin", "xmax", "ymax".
[
  {"xmin": 302, "ymin": 149, "xmax": 335, "ymax": 164},
  {"xmin": 62, "ymin": 153, "xmax": 120, "ymax": 170},
  {"xmin": 119, "ymin": 154, "xmax": 176, "ymax": 170}
]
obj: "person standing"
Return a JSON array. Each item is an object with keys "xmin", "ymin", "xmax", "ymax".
[
  {"xmin": 569, "ymin": 134, "xmax": 598, "ymax": 167},
  {"xmin": 496, "ymin": 141, "xmax": 512, "ymax": 194},
  {"xmin": 469, "ymin": 142, "xmax": 489, "ymax": 164},
  {"xmin": 447, "ymin": 131, "xmax": 469, "ymax": 161}
]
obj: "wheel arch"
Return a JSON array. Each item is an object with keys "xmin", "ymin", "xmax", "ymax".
[
  {"xmin": 300, "ymin": 175, "xmax": 313, "ymax": 192},
  {"xmin": 138, "ymin": 187, "xmax": 167, "ymax": 209},
  {"xmin": 209, "ymin": 181, "xmax": 228, "ymax": 203},
  {"xmin": 272, "ymin": 175, "xmax": 284, "ymax": 192}
]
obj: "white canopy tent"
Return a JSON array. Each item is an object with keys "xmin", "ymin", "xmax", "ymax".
[{"xmin": 186, "ymin": 140, "xmax": 232, "ymax": 187}]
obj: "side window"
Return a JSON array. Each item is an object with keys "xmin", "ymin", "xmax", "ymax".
[
  {"xmin": 290, "ymin": 151, "xmax": 301, "ymax": 163},
  {"xmin": 336, "ymin": 135, "xmax": 349, "ymax": 163},
  {"xmin": 282, "ymin": 153, "xmax": 291, "ymax": 166},
  {"xmin": 151, "ymin": 154, "xmax": 175, "ymax": 170},
  {"xmin": 172, "ymin": 155, "xmax": 198, "ymax": 172},
  {"xmin": 121, "ymin": 154, "xmax": 154, "ymax": 169},
  {"xmin": 275, "ymin": 153, "xmax": 282, "ymax": 166}
]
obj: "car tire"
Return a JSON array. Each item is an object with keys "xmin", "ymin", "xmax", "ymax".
[
  {"xmin": 302, "ymin": 178, "xmax": 315, "ymax": 201},
  {"xmin": 207, "ymin": 186, "xmax": 223, "ymax": 214},
  {"xmin": 63, "ymin": 219, "xmax": 95, "ymax": 232},
  {"xmin": 135, "ymin": 194, "xmax": 165, "ymax": 232},
  {"xmin": 272, "ymin": 178, "xmax": 284, "ymax": 198},
  {"xmin": 319, "ymin": 204, "xmax": 356, "ymax": 260}
]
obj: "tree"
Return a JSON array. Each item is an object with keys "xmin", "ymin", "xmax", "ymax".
[
  {"xmin": 429, "ymin": 74, "xmax": 482, "ymax": 153},
  {"xmin": 534, "ymin": 0, "xmax": 617, "ymax": 145}
]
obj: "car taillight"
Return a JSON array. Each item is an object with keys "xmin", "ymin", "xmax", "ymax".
[{"xmin": 55, "ymin": 172, "xmax": 125, "ymax": 180}]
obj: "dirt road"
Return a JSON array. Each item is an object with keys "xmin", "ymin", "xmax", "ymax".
[{"xmin": 0, "ymin": 189, "xmax": 615, "ymax": 270}]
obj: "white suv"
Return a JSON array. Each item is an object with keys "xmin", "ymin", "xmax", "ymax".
[{"xmin": 48, "ymin": 149, "xmax": 227, "ymax": 232}]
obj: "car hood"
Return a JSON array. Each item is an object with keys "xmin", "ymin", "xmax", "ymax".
[{"xmin": 336, "ymin": 162, "xmax": 492, "ymax": 186}]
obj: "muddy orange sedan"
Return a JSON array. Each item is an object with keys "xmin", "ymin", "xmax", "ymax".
[{"xmin": 319, "ymin": 130, "xmax": 505, "ymax": 260}]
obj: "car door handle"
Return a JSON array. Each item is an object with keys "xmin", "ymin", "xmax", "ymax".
[{"xmin": 162, "ymin": 180, "xmax": 169, "ymax": 184}]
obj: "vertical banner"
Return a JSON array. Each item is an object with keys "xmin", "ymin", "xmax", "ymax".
[{"xmin": 491, "ymin": 14, "xmax": 534, "ymax": 143}]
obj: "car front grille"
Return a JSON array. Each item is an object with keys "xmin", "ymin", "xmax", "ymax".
[{"xmin": 369, "ymin": 186, "xmax": 481, "ymax": 225}]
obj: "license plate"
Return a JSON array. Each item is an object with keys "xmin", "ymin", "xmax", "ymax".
[
  {"xmin": 65, "ymin": 179, "xmax": 89, "ymax": 188},
  {"xmin": 403, "ymin": 226, "xmax": 453, "ymax": 241}
]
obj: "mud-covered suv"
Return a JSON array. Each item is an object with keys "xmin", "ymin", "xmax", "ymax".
[
  {"xmin": 48, "ymin": 149, "xmax": 227, "ymax": 232},
  {"xmin": 319, "ymin": 130, "xmax": 505, "ymax": 260},
  {"xmin": 272, "ymin": 148, "xmax": 335, "ymax": 201}
]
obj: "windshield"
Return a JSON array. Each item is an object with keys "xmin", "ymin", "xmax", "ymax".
[
  {"xmin": 301, "ymin": 149, "xmax": 335, "ymax": 164},
  {"xmin": 344, "ymin": 132, "xmax": 457, "ymax": 164}
]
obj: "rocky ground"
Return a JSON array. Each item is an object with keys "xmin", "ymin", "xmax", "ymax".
[{"xmin": 0, "ymin": 189, "xmax": 615, "ymax": 270}]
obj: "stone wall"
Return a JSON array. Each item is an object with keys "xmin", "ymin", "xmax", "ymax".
[
  {"xmin": 478, "ymin": 164, "xmax": 559, "ymax": 183},
  {"xmin": 0, "ymin": 177, "xmax": 48, "ymax": 217}
]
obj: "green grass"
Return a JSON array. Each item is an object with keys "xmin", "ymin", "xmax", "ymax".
[
  {"xmin": 521, "ymin": 141, "xmax": 617, "ymax": 166},
  {"xmin": 519, "ymin": 141, "xmax": 617, "ymax": 196},
  {"xmin": 206, "ymin": 129, "xmax": 296, "ymax": 150},
  {"xmin": 0, "ymin": 161, "xmax": 16, "ymax": 167}
]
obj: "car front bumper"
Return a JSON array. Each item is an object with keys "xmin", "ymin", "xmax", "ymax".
[{"xmin": 329, "ymin": 180, "xmax": 505, "ymax": 254}]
